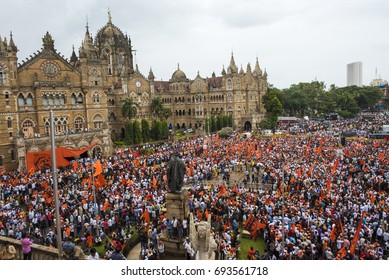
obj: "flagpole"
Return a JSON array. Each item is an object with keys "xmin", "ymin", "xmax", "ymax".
[
  {"xmin": 50, "ymin": 110, "xmax": 63, "ymax": 258},
  {"xmin": 281, "ymin": 161, "xmax": 285, "ymax": 259},
  {"xmin": 90, "ymin": 153, "xmax": 100, "ymax": 238}
]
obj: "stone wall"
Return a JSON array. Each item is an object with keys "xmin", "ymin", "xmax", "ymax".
[{"xmin": 0, "ymin": 236, "xmax": 59, "ymax": 260}]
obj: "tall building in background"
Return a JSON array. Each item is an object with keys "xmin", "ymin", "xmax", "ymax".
[{"xmin": 347, "ymin": 62, "xmax": 363, "ymax": 86}]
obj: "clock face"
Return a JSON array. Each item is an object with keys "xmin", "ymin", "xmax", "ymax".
[
  {"xmin": 42, "ymin": 62, "xmax": 60, "ymax": 78},
  {"xmin": 136, "ymin": 81, "xmax": 141, "ymax": 88}
]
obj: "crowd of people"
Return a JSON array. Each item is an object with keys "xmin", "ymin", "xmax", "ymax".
[{"xmin": 0, "ymin": 112, "xmax": 388, "ymax": 260}]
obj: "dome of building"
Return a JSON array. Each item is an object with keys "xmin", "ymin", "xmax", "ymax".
[
  {"xmin": 170, "ymin": 64, "xmax": 188, "ymax": 83},
  {"xmin": 95, "ymin": 12, "xmax": 128, "ymax": 50}
]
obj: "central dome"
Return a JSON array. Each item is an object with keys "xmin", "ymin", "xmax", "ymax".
[
  {"xmin": 95, "ymin": 13, "xmax": 128, "ymax": 51},
  {"xmin": 170, "ymin": 64, "xmax": 188, "ymax": 83}
]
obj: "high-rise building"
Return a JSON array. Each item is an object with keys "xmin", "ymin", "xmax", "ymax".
[
  {"xmin": 347, "ymin": 62, "xmax": 362, "ymax": 86},
  {"xmin": 0, "ymin": 12, "xmax": 267, "ymax": 171}
]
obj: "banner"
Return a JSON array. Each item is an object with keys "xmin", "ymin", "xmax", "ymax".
[{"xmin": 26, "ymin": 146, "xmax": 92, "ymax": 172}]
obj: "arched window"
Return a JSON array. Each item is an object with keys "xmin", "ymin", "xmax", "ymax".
[
  {"xmin": 74, "ymin": 116, "xmax": 84, "ymax": 132},
  {"xmin": 109, "ymin": 112, "xmax": 116, "ymax": 122},
  {"xmin": 18, "ymin": 94, "xmax": 25, "ymax": 106},
  {"xmin": 226, "ymin": 79, "xmax": 233, "ymax": 90},
  {"xmin": 93, "ymin": 93, "xmax": 101, "ymax": 104},
  {"xmin": 77, "ymin": 93, "xmax": 83, "ymax": 104},
  {"xmin": 0, "ymin": 66, "xmax": 5, "ymax": 84},
  {"xmin": 26, "ymin": 93, "xmax": 33, "ymax": 106},
  {"xmin": 22, "ymin": 119, "xmax": 34, "ymax": 138},
  {"xmin": 7, "ymin": 117, "xmax": 12, "ymax": 128},
  {"xmin": 93, "ymin": 114, "xmax": 104, "ymax": 129},
  {"xmin": 5, "ymin": 92, "xmax": 10, "ymax": 106},
  {"xmin": 71, "ymin": 93, "xmax": 76, "ymax": 105}
]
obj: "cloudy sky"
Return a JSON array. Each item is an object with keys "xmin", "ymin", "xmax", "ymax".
[{"xmin": 1, "ymin": 0, "xmax": 388, "ymax": 89}]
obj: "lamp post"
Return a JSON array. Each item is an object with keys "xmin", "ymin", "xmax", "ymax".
[
  {"xmin": 49, "ymin": 110, "xmax": 63, "ymax": 258},
  {"xmin": 281, "ymin": 161, "xmax": 285, "ymax": 259}
]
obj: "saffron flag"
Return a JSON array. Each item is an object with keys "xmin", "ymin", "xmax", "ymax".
[
  {"xmin": 140, "ymin": 209, "xmax": 150, "ymax": 223},
  {"xmin": 93, "ymin": 160, "xmax": 103, "ymax": 177},
  {"xmin": 95, "ymin": 173, "xmax": 106, "ymax": 190}
]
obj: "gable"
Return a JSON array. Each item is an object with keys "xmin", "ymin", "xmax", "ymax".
[{"xmin": 17, "ymin": 50, "xmax": 81, "ymax": 87}]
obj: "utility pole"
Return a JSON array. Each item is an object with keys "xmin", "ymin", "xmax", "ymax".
[{"xmin": 50, "ymin": 110, "xmax": 63, "ymax": 258}]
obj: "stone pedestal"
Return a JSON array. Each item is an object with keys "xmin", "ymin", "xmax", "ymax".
[
  {"xmin": 159, "ymin": 188, "xmax": 189, "ymax": 259},
  {"xmin": 165, "ymin": 189, "xmax": 189, "ymax": 221}
]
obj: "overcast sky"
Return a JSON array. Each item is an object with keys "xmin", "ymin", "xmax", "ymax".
[{"xmin": 1, "ymin": 0, "xmax": 388, "ymax": 89}]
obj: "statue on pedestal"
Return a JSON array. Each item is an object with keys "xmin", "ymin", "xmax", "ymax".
[
  {"xmin": 189, "ymin": 213, "xmax": 217, "ymax": 260},
  {"xmin": 167, "ymin": 152, "xmax": 186, "ymax": 193}
]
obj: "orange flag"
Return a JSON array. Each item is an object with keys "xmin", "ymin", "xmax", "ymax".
[
  {"xmin": 95, "ymin": 173, "xmax": 106, "ymax": 190},
  {"xmin": 140, "ymin": 209, "xmax": 150, "ymax": 223},
  {"xmin": 217, "ymin": 185, "xmax": 227, "ymax": 198},
  {"xmin": 337, "ymin": 247, "xmax": 347, "ymax": 259},
  {"xmin": 152, "ymin": 176, "xmax": 157, "ymax": 189},
  {"xmin": 350, "ymin": 212, "xmax": 366, "ymax": 255},
  {"xmin": 297, "ymin": 168, "xmax": 302, "ymax": 178},
  {"xmin": 87, "ymin": 176, "xmax": 92, "ymax": 189},
  {"xmin": 93, "ymin": 160, "xmax": 103, "ymax": 177},
  {"xmin": 326, "ymin": 178, "xmax": 331, "ymax": 190}
]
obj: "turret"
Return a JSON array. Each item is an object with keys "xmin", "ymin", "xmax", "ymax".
[
  {"xmin": 148, "ymin": 67, "xmax": 155, "ymax": 81},
  {"xmin": 253, "ymin": 57, "xmax": 262, "ymax": 77},
  {"xmin": 227, "ymin": 52, "xmax": 238, "ymax": 74},
  {"xmin": 42, "ymin": 32, "xmax": 55, "ymax": 51}
]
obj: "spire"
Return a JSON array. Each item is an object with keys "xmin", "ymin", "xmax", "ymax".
[
  {"xmin": 70, "ymin": 45, "xmax": 78, "ymax": 63},
  {"xmin": 148, "ymin": 67, "xmax": 155, "ymax": 81},
  {"xmin": 108, "ymin": 8, "xmax": 112, "ymax": 24},
  {"xmin": 246, "ymin": 63, "xmax": 252, "ymax": 73},
  {"xmin": 42, "ymin": 32, "xmax": 55, "ymax": 51},
  {"xmin": 221, "ymin": 65, "xmax": 226, "ymax": 76},
  {"xmin": 253, "ymin": 56, "xmax": 262, "ymax": 76},
  {"xmin": 264, "ymin": 68, "xmax": 268, "ymax": 78},
  {"xmin": 8, "ymin": 31, "xmax": 17, "ymax": 52},
  {"xmin": 239, "ymin": 64, "xmax": 244, "ymax": 74},
  {"xmin": 0, "ymin": 36, "xmax": 3, "ymax": 51},
  {"xmin": 228, "ymin": 52, "xmax": 238, "ymax": 74},
  {"xmin": 177, "ymin": 63, "xmax": 180, "ymax": 70}
]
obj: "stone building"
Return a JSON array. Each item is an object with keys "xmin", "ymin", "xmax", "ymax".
[{"xmin": 0, "ymin": 13, "xmax": 267, "ymax": 171}]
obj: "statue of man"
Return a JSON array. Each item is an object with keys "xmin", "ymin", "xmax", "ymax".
[{"xmin": 167, "ymin": 152, "xmax": 186, "ymax": 193}]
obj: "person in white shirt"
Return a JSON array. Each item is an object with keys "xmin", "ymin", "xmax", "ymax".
[{"xmin": 87, "ymin": 247, "xmax": 99, "ymax": 260}]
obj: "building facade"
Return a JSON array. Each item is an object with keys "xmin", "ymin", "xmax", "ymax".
[
  {"xmin": 0, "ymin": 13, "xmax": 267, "ymax": 171},
  {"xmin": 347, "ymin": 62, "xmax": 363, "ymax": 86}
]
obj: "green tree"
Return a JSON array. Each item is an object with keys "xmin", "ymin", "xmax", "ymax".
[
  {"xmin": 216, "ymin": 115, "xmax": 222, "ymax": 130},
  {"xmin": 161, "ymin": 107, "xmax": 172, "ymax": 120},
  {"xmin": 161, "ymin": 120, "xmax": 170, "ymax": 139},
  {"xmin": 121, "ymin": 98, "xmax": 138, "ymax": 120},
  {"xmin": 151, "ymin": 120, "xmax": 162, "ymax": 140},
  {"xmin": 227, "ymin": 114, "xmax": 233, "ymax": 128},
  {"xmin": 150, "ymin": 97, "xmax": 164, "ymax": 119},
  {"xmin": 124, "ymin": 121, "xmax": 134, "ymax": 144},
  {"xmin": 141, "ymin": 119, "xmax": 150, "ymax": 142},
  {"xmin": 210, "ymin": 114, "xmax": 217, "ymax": 132},
  {"xmin": 267, "ymin": 96, "xmax": 282, "ymax": 129},
  {"xmin": 133, "ymin": 120, "xmax": 142, "ymax": 144},
  {"xmin": 205, "ymin": 118, "xmax": 209, "ymax": 133}
]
